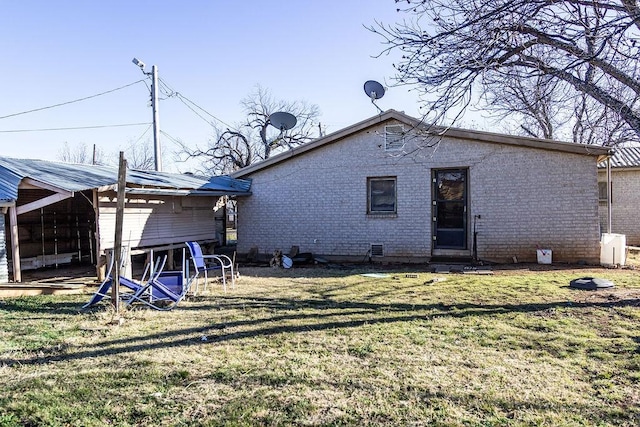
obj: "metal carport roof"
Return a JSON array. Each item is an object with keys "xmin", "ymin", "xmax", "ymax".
[{"xmin": 0, "ymin": 157, "xmax": 251, "ymax": 202}]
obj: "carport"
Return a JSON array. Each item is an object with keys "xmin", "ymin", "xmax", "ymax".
[{"xmin": 0, "ymin": 157, "xmax": 251, "ymax": 283}]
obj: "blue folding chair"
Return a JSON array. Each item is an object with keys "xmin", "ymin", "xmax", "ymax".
[
  {"xmin": 185, "ymin": 241, "xmax": 235, "ymax": 293},
  {"xmin": 124, "ymin": 268, "xmax": 193, "ymax": 311},
  {"xmin": 83, "ymin": 250, "xmax": 164, "ymax": 309},
  {"xmin": 82, "ymin": 254, "xmax": 120, "ymax": 308}
]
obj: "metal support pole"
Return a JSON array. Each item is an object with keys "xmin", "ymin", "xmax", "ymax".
[
  {"xmin": 607, "ymin": 156, "xmax": 612, "ymax": 234},
  {"xmin": 151, "ymin": 65, "xmax": 162, "ymax": 171}
]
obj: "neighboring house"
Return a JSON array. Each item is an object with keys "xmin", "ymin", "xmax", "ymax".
[
  {"xmin": 0, "ymin": 157, "xmax": 251, "ymax": 283},
  {"xmin": 598, "ymin": 146, "xmax": 640, "ymax": 246},
  {"xmin": 232, "ymin": 110, "xmax": 611, "ymax": 264}
]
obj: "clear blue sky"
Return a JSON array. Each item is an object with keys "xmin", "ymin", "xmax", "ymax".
[{"xmin": 0, "ymin": 1, "xmax": 426, "ymax": 172}]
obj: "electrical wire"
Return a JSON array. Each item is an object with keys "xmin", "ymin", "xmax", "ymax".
[
  {"xmin": 0, "ymin": 122, "xmax": 151, "ymax": 133},
  {"xmin": 132, "ymin": 124, "xmax": 153, "ymax": 144},
  {"xmin": 158, "ymin": 77, "xmax": 233, "ymax": 128},
  {"xmin": 176, "ymin": 96, "xmax": 217, "ymax": 126},
  {"xmin": 160, "ymin": 129, "xmax": 184, "ymax": 145},
  {"xmin": 0, "ymin": 80, "xmax": 147, "ymax": 120},
  {"xmin": 176, "ymin": 93, "xmax": 233, "ymax": 128}
]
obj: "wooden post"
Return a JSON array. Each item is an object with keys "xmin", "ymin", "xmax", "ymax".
[
  {"xmin": 9, "ymin": 205, "xmax": 21, "ymax": 282},
  {"xmin": 112, "ymin": 152, "xmax": 127, "ymax": 314}
]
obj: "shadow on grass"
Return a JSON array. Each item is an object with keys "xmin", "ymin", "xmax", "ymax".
[
  {"xmin": 0, "ymin": 299, "xmax": 83, "ymax": 316},
  {"xmin": 1, "ymin": 293, "xmax": 638, "ymax": 367}
]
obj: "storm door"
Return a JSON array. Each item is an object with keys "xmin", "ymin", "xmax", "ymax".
[{"xmin": 433, "ymin": 169, "xmax": 468, "ymax": 249}]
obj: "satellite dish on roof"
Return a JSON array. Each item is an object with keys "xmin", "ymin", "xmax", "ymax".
[
  {"xmin": 268, "ymin": 111, "xmax": 297, "ymax": 132},
  {"xmin": 364, "ymin": 80, "xmax": 385, "ymax": 100},
  {"xmin": 363, "ymin": 80, "xmax": 386, "ymax": 113}
]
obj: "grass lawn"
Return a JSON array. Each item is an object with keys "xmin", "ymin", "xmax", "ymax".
[{"xmin": 1, "ymin": 263, "xmax": 639, "ymax": 426}]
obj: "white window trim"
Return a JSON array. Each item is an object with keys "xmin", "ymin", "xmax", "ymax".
[{"xmin": 385, "ymin": 125, "xmax": 405, "ymax": 151}]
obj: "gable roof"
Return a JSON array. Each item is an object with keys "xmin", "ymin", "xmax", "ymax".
[
  {"xmin": 232, "ymin": 110, "xmax": 612, "ymax": 178},
  {"xmin": 598, "ymin": 146, "xmax": 640, "ymax": 169},
  {"xmin": 0, "ymin": 157, "xmax": 252, "ymax": 203}
]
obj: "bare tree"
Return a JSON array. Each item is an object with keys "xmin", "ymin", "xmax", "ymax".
[
  {"xmin": 124, "ymin": 141, "xmax": 155, "ymax": 170},
  {"xmin": 482, "ymin": 72, "xmax": 567, "ymax": 140},
  {"xmin": 371, "ymin": 0, "xmax": 640, "ymax": 145},
  {"xmin": 58, "ymin": 142, "xmax": 104, "ymax": 164},
  {"xmin": 483, "ymin": 53, "xmax": 635, "ymax": 145},
  {"xmin": 179, "ymin": 85, "xmax": 321, "ymax": 174}
]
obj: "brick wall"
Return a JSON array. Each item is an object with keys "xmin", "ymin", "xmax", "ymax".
[
  {"xmin": 237, "ymin": 122, "xmax": 602, "ymax": 264},
  {"xmin": 598, "ymin": 169, "xmax": 640, "ymax": 246}
]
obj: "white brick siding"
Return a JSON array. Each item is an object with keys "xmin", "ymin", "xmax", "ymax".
[
  {"xmin": 237, "ymin": 121, "xmax": 602, "ymax": 263},
  {"xmin": 598, "ymin": 169, "xmax": 640, "ymax": 245}
]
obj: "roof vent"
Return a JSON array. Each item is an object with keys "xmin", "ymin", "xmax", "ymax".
[{"xmin": 385, "ymin": 125, "xmax": 405, "ymax": 151}]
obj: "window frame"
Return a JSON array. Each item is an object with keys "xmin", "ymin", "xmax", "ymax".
[
  {"xmin": 367, "ymin": 176, "xmax": 397, "ymax": 214},
  {"xmin": 384, "ymin": 125, "xmax": 405, "ymax": 151},
  {"xmin": 598, "ymin": 181, "xmax": 612, "ymax": 204}
]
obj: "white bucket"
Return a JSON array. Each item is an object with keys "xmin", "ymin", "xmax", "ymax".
[
  {"xmin": 600, "ymin": 233, "xmax": 626, "ymax": 266},
  {"xmin": 282, "ymin": 256, "xmax": 293, "ymax": 269},
  {"xmin": 536, "ymin": 249, "xmax": 552, "ymax": 264}
]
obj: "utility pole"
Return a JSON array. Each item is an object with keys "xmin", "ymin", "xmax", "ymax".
[
  {"xmin": 151, "ymin": 65, "xmax": 162, "ymax": 171},
  {"xmin": 132, "ymin": 58, "xmax": 161, "ymax": 171}
]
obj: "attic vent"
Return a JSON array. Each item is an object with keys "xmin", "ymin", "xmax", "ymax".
[
  {"xmin": 385, "ymin": 125, "xmax": 405, "ymax": 151},
  {"xmin": 370, "ymin": 243, "xmax": 384, "ymax": 257}
]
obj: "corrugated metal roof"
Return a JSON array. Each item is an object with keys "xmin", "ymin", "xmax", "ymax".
[
  {"xmin": 0, "ymin": 157, "xmax": 251, "ymax": 202},
  {"xmin": 598, "ymin": 146, "xmax": 640, "ymax": 168}
]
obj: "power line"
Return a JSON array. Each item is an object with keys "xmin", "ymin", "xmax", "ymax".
[
  {"xmin": 157, "ymin": 77, "xmax": 233, "ymax": 128},
  {"xmin": 176, "ymin": 93, "xmax": 234, "ymax": 128},
  {"xmin": 0, "ymin": 80, "xmax": 147, "ymax": 120},
  {"xmin": 177, "ymin": 96, "xmax": 217, "ymax": 126},
  {"xmin": 132, "ymin": 124, "xmax": 153, "ymax": 144},
  {"xmin": 160, "ymin": 129, "xmax": 184, "ymax": 145},
  {"xmin": 0, "ymin": 122, "xmax": 151, "ymax": 133}
]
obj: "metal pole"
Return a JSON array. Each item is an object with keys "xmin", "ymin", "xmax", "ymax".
[
  {"xmin": 151, "ymin": 65, "xmax": 162, "ymax": 171},
  {"xmin": 607, "ymin": 156, "xmax": 612, "ymax": 234}
]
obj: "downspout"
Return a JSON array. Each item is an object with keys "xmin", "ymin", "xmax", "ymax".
[{"xmin": 606, "ymin": 154, "xmax": 612, "ymax": 234}]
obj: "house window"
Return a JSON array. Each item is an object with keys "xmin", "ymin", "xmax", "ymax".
[
  {"xmin": 385, "ymin": 125, "xmax": 405, "ymax": 151},
  {"xmin": 368, "ymin": 177, "xmax": 397, "ymax": 213},
  {"xmin": 598, "ymin": 181, "xmax": 612, "ymax": 203}
]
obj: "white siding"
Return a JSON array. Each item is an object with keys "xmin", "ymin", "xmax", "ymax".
[{"xmin": 98, "ymin": 193, "xmax": 218, "ymax": 250}]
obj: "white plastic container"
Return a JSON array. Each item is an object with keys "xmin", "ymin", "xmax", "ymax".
[
  {"xmin": 600, "ymin": 233, "xmax": 626, "ymax": 266},
  {"xmin": 536, "ymin": 249, "xmax": 552, "ymax": 264}
]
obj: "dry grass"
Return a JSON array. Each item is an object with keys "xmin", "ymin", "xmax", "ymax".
[
  {"xmin": 1, "ymin": 264, "xmax": 639, "ymax": 426},
  {"xmin": 627, "ymin": 248, "xmax": 640, "ymax": 267}
]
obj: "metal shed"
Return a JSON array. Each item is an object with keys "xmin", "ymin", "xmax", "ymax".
[{"xmin": 0, "ymin": 157, "xmax": 251, "ymax": 283}]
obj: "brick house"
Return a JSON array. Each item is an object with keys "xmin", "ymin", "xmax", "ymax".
[
  {"xmin": 598, "ymin": 146, "xmax": 640, "ymax": 246},
  {"xmin": 232, "ymin": 110, "xmax": 611, "ymax": 264}
]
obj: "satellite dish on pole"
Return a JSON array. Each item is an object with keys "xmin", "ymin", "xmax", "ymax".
[
  {"xmin": 363, "ymin": 80, "xmax": 386, "ymax": 113},
  {"xmin": 268, "ymin": 111, "xmax": 297, "ymax": 132}
]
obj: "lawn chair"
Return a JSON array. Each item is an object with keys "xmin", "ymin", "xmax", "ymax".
[
  {"xmin": 124, "ymin": 261, "xmax": 194, "ymax": 311},
  {"xmin": 83, "ymin": 250, "xmax": 165, "ymax": 309},
  {"xmin": 82, "ymin": 254, "xmax": 119, "ymax": 308},
  {"xmin": 185, "ymin": 241, "xmax": 235, "ymax": 293}
]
